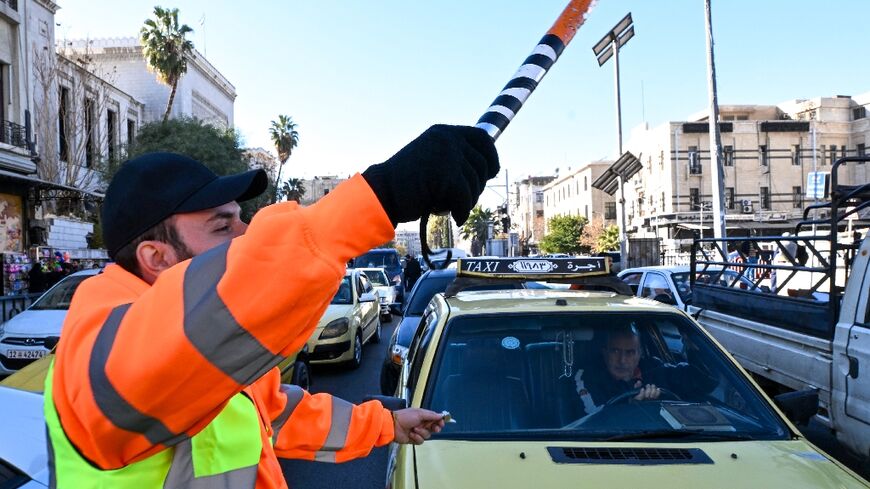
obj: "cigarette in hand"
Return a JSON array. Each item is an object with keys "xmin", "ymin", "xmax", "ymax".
[{"xmin": 441, "ymin": 410, "xmax": 457, "ymax": 423}]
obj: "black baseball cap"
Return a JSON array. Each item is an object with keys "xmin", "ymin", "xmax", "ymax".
[{"xmin": 102, "ymin": 152, "xmax": 268, "ymax": 258}]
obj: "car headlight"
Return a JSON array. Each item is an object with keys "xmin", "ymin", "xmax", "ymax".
[{"xmin": 319, "ymin": 318, "xmax": 350, "ymax": 339}]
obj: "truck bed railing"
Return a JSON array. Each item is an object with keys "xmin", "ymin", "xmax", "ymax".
[{"xmin": 690, "ymin": 155, "xmax": 869, "ymax": 337}]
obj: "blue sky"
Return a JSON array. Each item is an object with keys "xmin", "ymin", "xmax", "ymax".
[{"xmin": 56, "ymin": 1, "xmax": 870, "ymax": 212}]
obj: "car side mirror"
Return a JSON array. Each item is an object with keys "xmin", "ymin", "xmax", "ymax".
[
  {"xmin": 653, "ymin": 293, "xmax": 676, "ymax": 305},
  {"xmin": 774, "ymin": 389, "xmax": 819, "ymax": 426},
  {"xmin": 360, "ymin": 292, "xmax": 376, "ymax": 303},
  {"xmin": 363, "ymin": 394, "xmax": 408, "ymax": 411}
]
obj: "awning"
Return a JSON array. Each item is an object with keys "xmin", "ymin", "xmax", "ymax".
[{"xmin": 0, "ymin": 168, "xmax": 104, "ymax": 199}]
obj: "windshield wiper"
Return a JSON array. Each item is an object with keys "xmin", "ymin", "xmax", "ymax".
[{"xmin": 605, "ymin": 429, "xmax": 756, "ymax": 442}]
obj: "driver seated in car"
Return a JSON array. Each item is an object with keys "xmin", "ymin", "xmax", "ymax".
[{"xmin": 573, "ymin": 323, "xmax": 716, "ymax": 416}]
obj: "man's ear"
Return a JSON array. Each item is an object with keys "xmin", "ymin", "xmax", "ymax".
[{"xmin": 135, "ymin": 240, "xmax": 179, "ymax": 284}]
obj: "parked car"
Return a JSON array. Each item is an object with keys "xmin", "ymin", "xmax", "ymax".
[
  {"xmin": 378, "ymin": 266, "xmax": 524, "ymax": 395},
  {"xmin": 0, "ymin": 269, "xmax": 100, "ymax": 376},
  {"xmin": 305, "ymin": 269, "xmax": 380, "ymax": 369},
  {"xmin": 617, "ymin": 265, "xmax": 764, "ymax": 310},
  {"xmin": 379, "ymin": 258, "xmax": 869, "ymax": 489},
  {"xmin": 357, "ymin": 267, "xmax": 399, "ymax": 323},
  {"xmin": 352, "ymin": 248, "xmax": 403, "ymax": 299}
]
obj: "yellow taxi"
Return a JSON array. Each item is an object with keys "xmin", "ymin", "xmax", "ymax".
[{"xmin": 384, "ymin": 257, "xmax": 869, "ymax": 488}]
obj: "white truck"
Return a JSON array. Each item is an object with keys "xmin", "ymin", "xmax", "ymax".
[{"xmin": 689, "ymin": 157, "xmax": 869, "ymax": 461}]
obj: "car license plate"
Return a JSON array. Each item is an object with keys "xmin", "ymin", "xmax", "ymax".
[{"xmin": 6, "ymin": 349, "xmax": 47, "ymax": 360}]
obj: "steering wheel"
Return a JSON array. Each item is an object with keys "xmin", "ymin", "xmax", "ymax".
[{"xmin": 602, "ymin": 387, "xmax": 682, "ymax": 407}]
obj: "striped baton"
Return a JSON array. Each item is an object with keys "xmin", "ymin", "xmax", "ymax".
[
  {"xmin": 421, "ymin": 0, "xmax": 596, "ymax": 269},
  {"xmin": 476, "ymin": 0, "xmax": 596, "ymax": 141}
]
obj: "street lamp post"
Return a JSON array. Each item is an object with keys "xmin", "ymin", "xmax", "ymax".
[{"xmin": 593, "ymin": 13, "xmax": 635, "ymax": 267}]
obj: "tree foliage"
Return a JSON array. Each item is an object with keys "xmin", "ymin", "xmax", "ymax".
[
  {"xmin": 426, "ymin": 214, "xmax": 452, "ymax": 249},
  {"xmin": 540, "ymin": 214, "xmax": 589, "ymax": 255},
  {"xmin": 460, "ymin": 206, "xmax": 494, "ymax": 256},
  {"xmin": 123, "ymin": 117, "xmax": 274, "ymax": 221},
  {"xmin": 140, "ymin": 6, "xmax": 194, "ymax": 122},
  {"xmin": 268, "ymin": 115, "xmax": 300, "ymax": 203},
  {"xmin": 279, "ymin": 178, "xmax": 306, "ymax": 203},
  {"xmin": 579, "ymin": 219, "xmax": 620, "ymax": 253}
]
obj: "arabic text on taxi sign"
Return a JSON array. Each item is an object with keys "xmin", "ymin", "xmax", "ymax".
[{"xmin": 457, "ymin": 257, "xmax": 609, "ymax": 278}]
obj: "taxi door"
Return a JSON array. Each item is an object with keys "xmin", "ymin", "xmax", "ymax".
[{"xmin": 357, "ymin": 273, "xmax": 378, "ymax": 340}]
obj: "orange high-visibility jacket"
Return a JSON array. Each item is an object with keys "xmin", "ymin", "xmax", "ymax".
[{"xmin": 50, "ymin": 175, "xmax": 397, "ymax": 488}]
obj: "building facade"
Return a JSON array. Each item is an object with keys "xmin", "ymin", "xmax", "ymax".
[
  {"xmin": 624, "ymin": 94, "xmax": 870, "ymax": 253},
  {"xmin": 394, "ymin": 229, "xmax": 421, "ymax": 257},
  {"xmin": 541, "ymin": 161, "xmax": 616, "ymax": 233},
  {"xmin": 66, "ymin": 37, "xmax": 236, "ymax": 128},
  {"xmin": 299, "ymin": 176, "xmax": 347, "ymax": 206},
  {"xmin": 511, "ymin": 175, "xmax": 554, "ymax": 255}
]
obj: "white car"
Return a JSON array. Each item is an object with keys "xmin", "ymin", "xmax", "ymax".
[
  {"xmin": 0, "ymin": 385, "xmax": 49, "ymax": 487},
  {"xmin": 618, "ymin": 265, "xmax": 765, "ymax": 310},
  {"xmin": 305, "ymin": 269, "xmax": 381, "ymax": 369},
  {"xmin": 357, "ymin": 267, "xmax": 399, "ymax": 323},
  {"xmin": 0, "ymin": 269, "xmax": 100, "ymax": 376}
]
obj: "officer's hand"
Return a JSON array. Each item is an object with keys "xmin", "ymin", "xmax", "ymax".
[
  {"xmin": 392, "ymin": 408, "xmax": 446, "ymax": 445},
  {"xmin": 633, "ymin": 381, "xmax": 661, "ymax": 401},
  {"xmin": 362, "ymin": 125, "xmax": 500, "ymax": 226}
]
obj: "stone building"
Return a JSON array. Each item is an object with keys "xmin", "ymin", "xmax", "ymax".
[
  {"xmin": 540, "ymin": 161, "xmax": 617, "ymax": 233},
  {"xmin": 299, "ymin": 176, "xmax": 347, "ymax": 206},
  {"xmin": 510, "ymin": 175, "xmax": 554, "ymax": 255},
  {"xmin": 394, "ymin": 229, "xmax": 421, "ymax": 257},
  {"xmin": 623, "ymin": 93, "xmax": 870, "ymax": 253},
  {"xmin": 65, "ymin": 37, "xmax": 235, "ymax": 128}
]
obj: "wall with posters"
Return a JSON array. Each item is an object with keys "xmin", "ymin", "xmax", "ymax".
[{"xmin": 0, "ymin": 193, "xmax": 23, "ymax": 252}]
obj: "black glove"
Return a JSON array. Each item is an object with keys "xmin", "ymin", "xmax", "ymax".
[{"xmin": 363, "ymin": 125, "xmax": 499, "ymax": 226}]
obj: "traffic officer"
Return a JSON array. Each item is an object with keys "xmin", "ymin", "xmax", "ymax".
[{"xmin": 46, "ymin": 124, "xmax": 499, "ymax": 488}]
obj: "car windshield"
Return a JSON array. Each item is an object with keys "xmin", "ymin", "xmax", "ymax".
[
  {"xmin": 362, "ymin": 270, "xmax": 390, "ymax": 287},
  {"xmin": 29, "ymin": 275, "xmax": 91, "ymax": 310},
  {"xmin": 424, "ymin": 312, "xmax": 789, "ymax": 442},
  {"xmin": 331, "ymin": 277, "xmax": 353, "ymax": 305},
  {"xmin": 355, "ymin": 252, "xmax": 399, "ymax": 269}
]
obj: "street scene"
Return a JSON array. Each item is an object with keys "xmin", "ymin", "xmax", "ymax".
[{"xmin": 0, "ymin": 0, "xmax": 868, "ymax": 487}]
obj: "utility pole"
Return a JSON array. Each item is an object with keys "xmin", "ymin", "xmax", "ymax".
[
  {"xmin": 704, "ymin": 0, "xmax": 726, "ymax": 241},
  {"xmin": 593, "ymin": 13, "xmax": 634, "ymax": 268}
]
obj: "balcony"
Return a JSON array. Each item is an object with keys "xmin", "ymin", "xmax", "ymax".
[
  {"xmin": 0, "ymin": 0, "xmax": 17, "ymax": 11},
  {"xmin": 0, "ymin": 120, "xmax": 28, "ymax": 150}
]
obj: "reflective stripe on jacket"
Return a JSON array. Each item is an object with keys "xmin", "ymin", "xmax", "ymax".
[
  {"xmin": 46, "ymin": 361, "xmax": 262, "ymax": 488},
  {"xmin": 47, "ymin": 175, "xmax": 396, "ymax": 488}
]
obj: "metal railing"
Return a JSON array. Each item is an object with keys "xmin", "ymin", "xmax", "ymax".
[
  {"xmin": 0, "ymin": 120, "xmax": 28, "ymax": 149},
  {"xmin": 0, "ymin": 293, "xmax": 40, "ymax": 323}
]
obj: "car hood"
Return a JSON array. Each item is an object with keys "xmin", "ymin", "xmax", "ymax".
[
  {"xmin": 0, "ymin": 387, "xmax": 49, "ymax": 486},
  {"xmin": 316, "ymin": 305, "xmax": 354, "ymax": 328},
  {"xmin": 1, "ymin": 309, "xmax": 67, "ymax": 337},
  {"xmin": 413, "ymin": 440, "xmax": 867, "ymax": 489}
]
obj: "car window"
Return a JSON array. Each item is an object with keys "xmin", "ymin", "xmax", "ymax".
[
  {"xmin": 670, "ymin": 272, "xmax": 692, "ymax": 302},
  {"xmin": 355, "ymin": 251, "xmax": 399, "ymax": 269},
  {"xmin": 405, "ymin": 274, "xmax": 455, "ymax": 316},
  {"xmin": 407, "ymin": 307, "xmax": 439, "ymax": 393},
  {"xmin": 423, "ymin": 312, "xmax": 789, "ymax": 441},
  {"xmin": 359, "ymin": 274, "xmax": 373, "ymax": 294},
  {"xmin": 362, "ymin": 270, "xmax": 390, "ymax": 287},
  {"xmin": 29, "ymin": 275, "xmax": 91, "ymax": 310},
  {"xmin": 331, "ymin": 277, "xmax": 353, "ymax": 305},
  {"xmin": 620, "ymin": 272, "xmax": 643, "ymax": 295},
  {"xmin": 640, "ymin": 272, "xmax": 671, "ymax": 301}
]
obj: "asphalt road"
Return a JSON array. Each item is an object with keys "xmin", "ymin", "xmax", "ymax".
[
  {"xmin": 279, "ymin": 314, "xmax": 869, "ymax": 487},
  {"xmin": 281, "ymin": 316, "xmax": 397, "ymax": 489}
]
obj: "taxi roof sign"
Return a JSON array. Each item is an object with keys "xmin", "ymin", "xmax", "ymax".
[{"xmin": 456, "ymin": 257, "xmax": 610, "ymax": 279}]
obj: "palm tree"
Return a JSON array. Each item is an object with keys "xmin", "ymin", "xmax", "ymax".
[
  {"xmin": 460, "ymin": 206, "xmax": 494, "ymax": 256},
  {"xmin": 280, "ymin": 178, "xmax": 306, "ymax": 203},
  {"xmin": 140, "ymin": 7, "xmax": 194, "ymax": 123},
  {"xmin": 268, "ymin": 115, "xmax": 300, "ymax": 203}
]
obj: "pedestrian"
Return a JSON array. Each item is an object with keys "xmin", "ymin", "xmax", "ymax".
[
  {"xmin": 403, "ymin": 253, "xmax": 422, "ymax": 291},
  {"xmin": 46, "ymin": 124, "xmax": 499, "ymax": 487}
]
